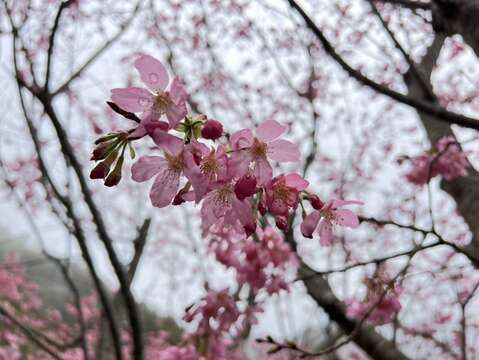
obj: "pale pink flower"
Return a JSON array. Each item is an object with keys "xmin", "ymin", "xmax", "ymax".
[
  {"xmin": 183, "ymin": 142, "xmax": 229, "ymax": 202},
  {"xmin": 111, "ymin": 54, "xmax": 187, "ymax": 136},
  {"xmin": 131, "ymin": 136, "xmax": 191, "ymax": 208},
  {"xmin": 301, "ymin": 199, "xmax": 362, "ymax": 245},
  {"xmin": 200, "ymin": 179, "xmax": 256, "ymax": 236},
  {"xmin": 229, "ymin": 120, "xmax": 300, "ymax": 184}
]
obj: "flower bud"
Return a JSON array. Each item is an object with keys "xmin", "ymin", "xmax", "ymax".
[
  {"xmin": 275, "ymin": 216, "xmax": 289, "ymax": 231},
  {"xmin": 244, "ymin": 222, "xmax": 257, "ymax": 237},
  {"xmin": 309, "ymin": 194, "xmax": 324, "ymax": 210},
  {"xmin": 234, "ymin": 173, "xmax": 257, "ymax": 200},
  {"xmin": 90, "ymin": 150, "xmax": 118, "ymax": 179},
  {"xmin": 91, "ymin": 141, "xmax": 114, "ymax": 161},
  {"xmin": 104, "ymin": 155, "xmax": 124, "ymax": 187},
  {"xmin": 201, "ymin": 119, "xmax": 223, "ymax": 140}
]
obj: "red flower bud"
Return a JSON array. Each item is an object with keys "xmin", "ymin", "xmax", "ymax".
[
  {"xmin": 234, "ymin": 173, "xmax": 257, "ymax": 200},
  {"xmin": 91, "ymin": 141, "xmax": 113, "ymax": 161},
  {"xmin": 244, "ymin": 222, "xmax": 257, "ymax": 237},
  {"xmin": 275, "ymin": 216, "xmax": 289, "ymax": 231},
  {"xmin": 90, "ymin": 149, "xmax": 118, "ymax": 180},
  {"xmin": 90, "ymin": 162, "xmax": 109, "ymax": 179},
  {"xmin": 201, "ymin": 119, "xmax": 223, "ymax": 140},
  {"xmin": 104, "ymin": 156, "xmax": 124, "ymax": 187},
  {"xmin": 309, "ymin": 194, "xmax": 324, "ymax": 210}
]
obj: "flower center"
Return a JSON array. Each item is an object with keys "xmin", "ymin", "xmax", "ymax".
[
  {"xmin": 200, "ymin": 156, "xmax": 218, "ymax": 180},
  {"xmin": 165, "ymin": 153, "xmax": 184, "ymax": 174},
  {"xmin": 214, "ymin": 184, "xmax": 233, "ymax": 207},
  {"xmin": 152, "ymin": 92, "xmax": 171, "ymax": 113},
  {"xmin": 320, "ymin": 209, "xmax": 335, "ymax": 223},
  {"xmin": 273, "ymin": 184, "xmax": 290, "ymax": 202},
  {"xmin": 249, "ymin": 139, "xmax": 267, "ymax": 159}
]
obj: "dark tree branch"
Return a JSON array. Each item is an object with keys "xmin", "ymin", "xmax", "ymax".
[
  {"xmin": 286, "ymin": 0, "xmax": 479, "ymax": 131},
  {"xmin": 51, "ymin": 1, "xmax": 142, "ymax": 97},
  {"xmin": 368, "ymin": 0, "xmax": 436, "ymax": 101},
  {"xmin": 128, "ymin": 218, "xmax": 151, "ymax": 284},
  {"xmin": 376, "ymin": 0, "xmax": 431, "ymax": 9},
  {"xmin": 45, "ymin": 0, "xmax": 75, "ymax": 92}
]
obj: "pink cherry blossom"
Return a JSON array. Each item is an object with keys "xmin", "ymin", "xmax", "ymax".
[
  {"xmin": 200, "ymin": 179, "xmax": 256, "ymax": 236},
  {"xmin": 229, "ymin": 120, "xmax": 300, "ymax": 184},
  {"xmin": 209, "ymin": 226, "xmax": 297, "ymax": 294},
  {"xmin": 405, "ymin": 136, "xmax": 469, "ymax": 185},
  {"xmin": 183, "ymin": 142, "xmax": 229, "ymax": 202},
  {"xmin": 184, "ymin": 289, "xmax": 240, "ymax": 336},
  {"xmin": 345, "ymin": 295, "xmax": 401, "ymax": 325},
  {"xmin": 301, "ymin": 199, "xmax": 362, "ymax": 246},
  {"xmin": 131, "ymin": 137, "xmax": 188, "ymax": 208},
  {"xmin": 435, "ymin": 136, "xmax": 470, "ymax": 180},
  {"xmin": 264, "ymin": 173, "xmax": 309, "ymax": 230},
  {"xmin": 111, "ymin": 54, "xmax": 187, "ymax": 135}
]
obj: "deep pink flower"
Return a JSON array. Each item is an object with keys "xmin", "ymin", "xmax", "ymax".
[
  {"xmin": 301, "ymin": 199, "xmax": 362, "ymax": 245},
  {"xmin": 184, "ymin": 289, "xmax": 240, "ymax": 336},
  {"xmin": 405, "ymin": 136, "xmax": 469, "ymax": 185},
  {"xmin": 345, "ymin": 295, "xmax": 401, "ymax": 325},
  {"xmin": 435, "ymin": 136, "xmax": 469, "ymax": 180},
  {"xmin": 405, "ymin": 154, "xmax": 433, "ymax": 185},
  {"xmin": 210, "ymin": 227, "xmax": 296, "ymax": 294},
  {"xmin": 131, "ymin": 136, "xmax": 192, "ymax": 208},
  {"xmin": 229, "ymin": 120, "xmax": 300, "ymax": 184},
  {"xmin": 111, "ymin": 55, "xmax": 187, "ymax": 136}
]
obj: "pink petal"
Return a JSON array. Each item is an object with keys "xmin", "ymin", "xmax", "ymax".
[
  {"xmin": 134, "ymin": 55, "xmax": 169, "ymax": 92},
  {"xmin": 166, "ymin": 102, "xmax": 187, "ymax": 129},
  {"xmin": 169, "ymin": 77, "xmax": 188, "ymax": 104},
  {"xmin": 131, "ymin": 156, "xmax": 166, "ymax": 182},
  {"xmin": 267, "ymin": 139, "xmax": 300, "ymax": 162},
  {"xmin": 254, "ymin": 157, "xmax": 273, "ymax": 185},
  {"xmin": 318, "ymin": 219, "xmax": 334, "ymax": 246},
  {"xmin": 150, "ymin": 131, "xmax": 184, "ymax": 156},
  {"xmin": 149, "ymin": 171, "xmax": 180, "ymax": 208},
  {"xmin": 256, "ymin": 120, "xmax": 288, "ymax": 142},
  {"xmin": 183, "ymin": 151, "xmax": 208, "ymax": 202},
  {"xmin": 334, "ymin": 209, "xmax": 359, "ymax": 228},
  {"xmin": 228, "ymin": 151, "xmax": 251, "ymax": 179},
  {"xmin": 110, "ymin": 87, "xmax": 152, "ymax": 112},
  {"xmin": 284, "ymin": 173, "xmax": 309, "ymax": 191},
  {"xmin": 331, "ymin": 199, "xmax": 364, "ymax": 209},
  {"xmin": 232, "ymin": 197, "xmax": 255, "ymax": 233},
  {"xmin": 230, "ymin": 129, "xmax": 253, "ymax": 151},
  {"xmin": 301, "ymin": 210, "xmax": 321, "ymax": 238}
]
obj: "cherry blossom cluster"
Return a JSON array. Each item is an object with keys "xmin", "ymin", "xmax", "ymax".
[
  {"xmin": 89, "ymin": 54, "xmax": 367, "ymax": 357},
  {"xmin": 404, "ymin": 136, "xmax": 470, "ymax": 185},
  {"xmin": 90, "ymin": 54, "xmax": 362, "ymax": 246}
]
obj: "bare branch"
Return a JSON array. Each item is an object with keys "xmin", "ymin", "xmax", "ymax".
[{"xmin": 286, "ymin": 0, "xmax": 479, "ymax": 131}]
